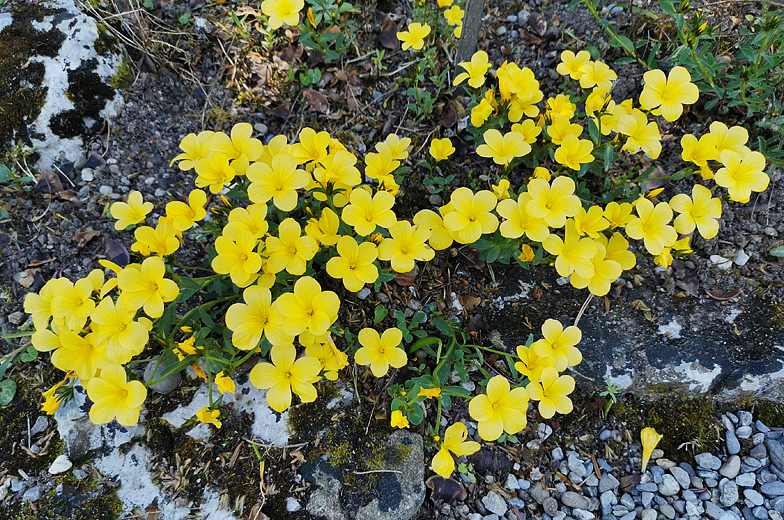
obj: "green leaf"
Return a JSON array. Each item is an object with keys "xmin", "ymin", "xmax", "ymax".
[
  {"xmin": 159, "ymin": 305, "xmax": 177, "ymax": 338},
  {"xmin": 0, "ymin": 356, "xmax": 12, "ymax": 381},
  {"xmin": 0, "ymin": 164, "xmax": 11, "ymax": 184},
  {"xmin": 0, "ymin": 380, "xmax": 16, "ymax": 406},
  {"xmin": 613, "ymin": 57, "xmax": 637, "ymax": 65},
  {"xmin": 659, "ymin": 0, "xmax": 676, "ymax": 17},
  {"xmin": 198, "ymin": 308, "xmax": 215, "ymax": 328},
  {"xmin": 409, "ymin": 336, "xmax": 441, "ymax": 354},
  {"xmin": 373, "ymin": 305, "xmax": 388, "ymax": 325},
  {"xmin": 178, "ymin": 277, "xmax": 203, "ymax": 302},
  {"xmin": 588, "ymin": 118, "xmax": 600, "ymax": 145},
  {"xmin": 407, "ymin": 404, "xmax": 424, "ymax": 425},
  {"xmin": 770, "ymin": 246, "xmax": 784, "ymax": 257},
  {"xmin": 433, "ymin": 317, "xmax": 453, "ymax": 337},
  {"xmin": 178, "ymin": 12, "xmax": 191, "ymax": 25},
  {"xmin": 604, "ymin": 145, "xmax": 615, "ymax": 172},
  {"xmin": 19, "ymin": 345, "xmax": 37, "ymax": 363}
]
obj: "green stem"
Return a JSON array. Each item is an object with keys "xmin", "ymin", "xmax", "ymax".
[
  {"xmin": 1, "ymin": 331, "xmax": 34, "ymax": 340},
  {"xmin": 464, "ymin": 343, "xmax": 517, "ymax": 360},
  {"xmin": 434, "ymin": 397, "xmax": 443, "ymax": 439},
  {"xmin": 173, "ymin": 295, "xmax": 238, "ymax": 334}
]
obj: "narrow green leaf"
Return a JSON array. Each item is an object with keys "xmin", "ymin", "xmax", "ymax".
[{"xmin": 0, "ymin": 380, "xmax": 17, "ymax": 406}]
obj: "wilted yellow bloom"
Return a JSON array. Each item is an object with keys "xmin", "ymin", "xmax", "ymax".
[{"xmin": 640, "ymin": 427, "xmax": 663, "ymax": 472}]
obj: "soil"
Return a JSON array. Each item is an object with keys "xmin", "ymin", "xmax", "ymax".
[{"xmin": 2, "ymin": 0, "xmax": 784, "ymax": 517}]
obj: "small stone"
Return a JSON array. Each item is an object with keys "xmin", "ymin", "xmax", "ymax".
[
  {"xmin": 429, "ymin": 194, "xmax": 442, "ymax": 206},
  {"xmin": 538, "ymin": 423, "xmax": 553, "ymax": 441},
  {"xmin": 772, "ymin": 512, "xmax": 784, "ymax": 520},
  {"xmin": 641, "ymin": 508, "xmax": 657, "ymax": 520},
  {"xmin": 99, "ymin": 185, "xmax": 112, "ymax": 195},
  {"xmin": 601, "ymin": 490, "xmax": 618, "ymax": 508},
  {"xmin": 506, "ymin": 474, "xmax": 520, "ymax": 491},
  {"xmin": 552, "ymin": 447, "xmax": 564, "ymax": 461},
  {"xmin": 641, "ymin": 492, "xmax": 653, "ymax": 508},
  {"xmin": 724, "ymin": 415, "xmax": 737, "ymax": 432},
  {"xmin": 562, "ymin": 491, "xmax": 591, "ymax": 510},
  {"xmin": 761, "ymin": 482, "xmax": 784, "ymax": 497},
  {"xmin": 754, "ymin": 433, "xmax": 766, "ymax": 446},
  {"xmin": 620, "ymin": 494, "xmax": 635, "ymax": 510},
  {"xmin": 671, "ymin": 466, "xmax": 691, "ymax": 488},
  {"xmin": 483, "ymin": 491, "xmax": 508, "ymax": 516},
  {"xmin": 638, "ymin": 483, "xmax": 658, "ymax": 492},
  {"xmin": 599, "ymin": 474, "xmax": 620, "ymax": 493},
  {"xmin": 30, "ymin": 416, "xmax": 49, "ymax": 437},
  {"xmin": 599, "ymin": 429, "xmax": 612, "ymax": 441},
  {"xmin": 48, "ymin": 454, "xmax": 73, "ymax": 475},
  {"xmin": 254, "ymin": 123, "xmax": 268, "ymax": 134},
  {"xmin": 750, "ymin": 444, "xmax": 768, "ymax": 460},
  {"xmin": 657, "ymin": 458, "xmax": 677, "ymax": 470},
  {"xmin": 682, "ymin": 489, "xmax": 697, "ymax": 501},
  {"xmin": 81, "ymin": 168, "xmax": 94, "ymax": 182},
  {"xmin": 22, "ymin": 486, "xmax": 41, "ymax": 503},
  {"xmin": 651, "ymin": 466, "xmax": 665, "ymax": 484},
  {"xmin": 72, "ymin": 469, "xmax": 88, "ymax": 480},
  {"xmin": 757, "ymin": 421, "xmax": 771, "ymax": 433},
  {"xmin": 585, "ymin": 475, "xmax": 599, "ymax": 487},
  {"xmin": 734, "ymin": 250, "xmax": 750, "ymax": 266},
  {"xmin": 569, "ymin": 454, "xmax": 587, "ymax": 478},
  {"xmin": 737, "ymin": 473, "xmax": 757, "ymax": 487},
  {"xmin": 727, "ymin": 430, "xmax": 742, "ymax": 455},
  {"xmin": 517, "ymin": 9, "xmax": 531, "ymax": 23},
  {"xmin": 496, "ymin": 26, "xmax": 508, "ymax": 36},
  {"xmin": 720, "ymin": 456, "xmax": 742, "ymax": 479},
  {"xmin": 286, "ymin": 497, "xmax": 301, "ymax": 512},
  {"xmin": 696, "ymin": 453, "xmax": 722, "ymax": 470},
  {"xmin": 574, "ymin": 510, "xmax": 595, "ymax": 520},
  {"xmin": 686, "ymin": 500, "xmax": 705, "ymax": 516},
  {"xmin": 706, "ymin": 502, "xmax": 726, "ymax": 520},
  {"xmin": 745, "ymin": 489, "xmax": 765, "ymax": 506},
  {"xmin": 144, "ymin": 356, "xmax": 182, "ymax": 394},
  {"xmin": 8, "ymin": 311, "xmax": 25, "ymax": 325},
  {"xmin": 660, "ymin": 503, "xmax": 676, "ymax": 519},
  {"xmin": 658, "ymin": 474, "xmax": 680, "ymax": 496},
  {"xmin": 752, "ymin": 506, "xmax": 769, "ymax": 520},
  {"xmin": 765, "ymin": 227, "xmax": 779, "ymax": 237},
  {"xmin": 766, "ymin": 440, "xmax": 784, "ymax": 472},
  {"xmin": 737, "ymin": 426, "xmax": 753, "ymax": 439},
  {"xmin": 543, "ymin": 497, "xmax": 559, "ymax": 516},
  {"xmin": 721, "ymin": 480, "xmax": 740, "ymax": 506},
  {"xmin": 710, "ymin": 255, "xmax": 732, "ymax": 270},
  {"xmin": 773, "ymin": 497, "xmax": 784, "ymax": 514},
  {"xmin": 357, "ymin": 287, "xmax": 371, "ymax": 300},
  {"xmin": 706, "ymin": 478, "xmax": 719, "ymax": 488}
]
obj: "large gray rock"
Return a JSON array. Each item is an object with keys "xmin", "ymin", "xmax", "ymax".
[
  {"xmin": 143, "ymin": 356, "xmax": 182, "ymax": 394},
  {"xmin": 0, "ymin": 0, "xmax": 124, "ymax": 169}
]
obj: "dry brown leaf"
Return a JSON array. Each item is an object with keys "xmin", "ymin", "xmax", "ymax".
[
  {"xmin": 395, "ymin": 268, "xmax": 417, "ymax": 287},
  {"xmin": 269, "ymin": 100, "xmax": 292, "ymax": 119},
  {"xmin": 425, "ymin": 475, "xmax": 467, "ymax": 502},
  {"xmin": 14, "ymin": 269, "xmax": 38, "ymax": 288},
  {"xmin": 74, "ymin": 230, "xmax": 101, "ymax": 247},
  {"xmin": 303, "ymin": 89, "xmax": 330, "ymax": 114},
  {"xmin": 378, "ymin": 19, "xmax": 400, "ymax": 50},
  {"xmin": 439, "ymin": 107, "xmax": 457, "ymax": 127},
  {"xmin": 464, "ymin": 295, "xmax": 481, "ymax": 313},
  {"xmin": 706, "ymin": 288, "xmax": 742, "ymax": 300},
  {"xmin": 34, "ymin": 170, "xmax": 64, "ymax": 195},
  {"xmin": 528, "ymin": 12, "xmax": 547, "ymax": 36}
]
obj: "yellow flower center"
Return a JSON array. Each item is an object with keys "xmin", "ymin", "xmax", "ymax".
[
  {"xmin": 492, "ymin": 402, "xmax": 499, "ymax": 410},
  {"xmin": 289, "ymin": 246, "xmax": 298, "ymax": 255},
  {"xmin": 119, "ymin": 388, "xmax": 128, "ymax": 398}
]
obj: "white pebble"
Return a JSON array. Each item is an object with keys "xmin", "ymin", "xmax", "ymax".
[{"xmin": 48, "ymin": 454, "xmax": 73, "ymax": 475}]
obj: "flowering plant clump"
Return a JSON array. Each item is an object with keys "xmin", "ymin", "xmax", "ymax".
[{"xmin": 21, "ymin": 32, "xmax": 771, "ymax": 485}]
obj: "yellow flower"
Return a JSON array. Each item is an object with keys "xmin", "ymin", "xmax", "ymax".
[
  {"xmin": 292, "ymin": 127, "xmax": 331, "ymax": 164},
  {"xmin": 681, "ymin": 134, "xmax": 718, "ymax": 168},
  {"xmin": 194, "ymin": 152, "xmax": 236, "ymax": 193},
  {"xmin": 669, "ymin": 184, "xmax": 721, "ymax": 239},
  {"xmin": 431, "ymin": 422, "xmax": 480, "ymax": 477},
  {"xmin": 391, "ymin": 410, "xmax": 410, "ymax": 429},
  {"xmin": 444, "ymin": 5, "xmax": 464, "ymax": 26},
  {"xmin": 639, "ymin": 66, "xmax": 699, "ymax": 122},
  {"xmin": 413, "ymin": 209, "xmax": 455, "ymax": 250},
  {"xmin": 132, "ymin": 222, "xmax": 180, "ymax": 257},
  {"xmin": 655, "ymin": 247, "xmax": 674, "ymax": 268},
  {"xmin": 469, "ymin": 375, "xmax": 529, "ymax": 441},
  {"xmin": 578, "ymin": 61, "xmax": 617, "ymax": 91},
  {"xmin": 526, "ymin": 367, "xmax": 575, "ymax": 419},
  {"xmin": 625, "ymin": 198, "xmax": 677, "ymax": 255},
  {"xmin": 573, "ymin": 205, "xmax": 609, "ymax": 238},
  {"xmin": 117, "ymin": 256, "xmax": 179, "ymax": 319},
  {"xmin": 376, "ymin": 134, "xmax": 411, "ymax": 161},
  {"xmin": 276, "ymin": 276, "xmax": 340, "ymax": 336},
  {"xmin": 364, "ymin": 150, "xmax": 400, "ymax": 180},
  {"xmin": 518, "ymin": 244, "xmax": 535, "ymax": 263},
  {"xmin": 543, "ymin": 220, "xmax": 598, "ymax": 279},
  {"xmin": 378, "ymin": 220, "xmax": 435, "ymax": 273},
  {"xmin": 304, "ymin": 335, "xmax": 346, "ymax": 381},
  {"xmin": 511, "ymin": 119, "xmax": 542, "ymax": 144},
  {"xmin": 496, "ymin": 193, "xmax": 549, "ymax": 242},
  {"xmin": 52, "ymin": 331, "xmax": 108, "ymax": 380},
  {"xmin": 397, "ymin": 22, "xmax": 431, "ymax": 51},
  {"xmin": 471, "ymin": 97, "xmax": 495, "ymax": 127},
  {"xmin": 595, "ymin": 233, "xmax": 637, "ymax": 271},
  {"xmin": 418, "ymin": 387, "xmax": 442, "ymax": 399},
  {"xmin": 492, "ymin": 179, "xmax": 511, "ymax": 200},
  {"xmin": 476, "ymin": 129, "xmax": 531, "ymax": 166},
  {"xmin": 50, "ymin": 278, "xmax": 95, "ymax": 331},
  {"xmin": 110, "ymin": 191, "xmax": 153, "ymax": 230},
  {"xmin": 84, "ymin": 364, "xmax": 147, "ymax": 426},
  {"xmin": 226, "ymin": 285, "xmax": 292, "ymax": 349},
  {"xmin": 526, "ymin": 176, "xmax": 581, "ymax": 228},
  {"xmin": 212, "ymin": 230, "xmax": 262, "ymax": 287},
  {"xmin": 514, "ymin": 344, "xmax": 552, "ymax": 383},
  {"xmin": 265, "ymin": 218, "xmax": 319, "ymax": 275},
  {"xmin": 170, "ymin": 130, "xmax": 215, "ymax": 171},
  {"xmin": 305, "ymin": 207, "xmax": 341, "ymax": 246},
  {"xmin": 215, "ymin": 371, "xmax": 236, "ymax": 394},
  {"xmin": 714, "ymin": 150, "xmax": 768, "ymax": 203},
  {"xmin": 355, "ymin": 327, "xmax": 407, "ymax": 377},
  {"xmin": 429, "ymin": 138, "xmax": 455, "ymax": 162},
  {"xmin": 165, "ymin": 189, "xmax": 208, "ymax": 231},
  {"xmin": 640, "ymin": 427, "xmax": 663, "ymax": 472},
  {"xmin": 570, "ymin": 243, "xmax": 623, "ymax": 297},
  {"xmin": 41, "ymin": 378, "xmax": 68, "ymax": 415},
  {"xmin": 223, "ymin": 203, "xmax": 269, "ymax": 241},
  {"xmin": 546, "ymin": 115, "xmax": 583, "ymax": 145},
  {"xmin": 532, "ymin": 166, "xmax": 551, "ymax": 181},
  {"xmin": 24, "ymin": 277, "xmax": 72, "ymax": 330},
  {"xmin": 90, "ymin": 297, "xmax": 149, "ymax": 364},
  {"xmin": 193, "ymin": 363, "xmax": 208, "ymax": 380},
  {"xmin": 247, "ymin": 153, "xmax": 309, "ymax": 211},
  {"xmin": 557, "ymin": 50, "xmax": 592, "ymax": 79},
  {"xmin": 342, "ymin": 189, "xmax": 397, "ymax": 236},
  {"xmin": 210, "ymin": 123, "xmax": 263, "ymax": 163},
  {"xmin": 616, "ymin": 109, "xmax": 662, "ymax": 159},
  {"xmin": 196, "ymin": 406, "xmax": 222, "ymax": 428},
  {"xmin": 585, "ymin": 88, "xmax": 611, "ymax": 117},
  {"xmin": 175, "ymin": 337, "xmax": 199, "ymax": 360},
  {"xmin": 604, "ymin": 202, "xmax": 635, "ymax": 229},
  {"xmin": 532, "ymin": 319, "xmax": 582, "ymax": 372},
  {"xmin": 554, "ymin": 134, "xmax": 594, "ymax": 171},
  {"xmin": 250, "ymin": 344, "xmax": 322, "ymax": 412},
  {"xmin": 546, "ymin": 94, "xmax": 577, "ymax": 120},
  {"xmin": 437, "ymin": 0, "xmax": 453, "ymax": 6},
  {"xmin": 443, "ymin": 188, "xmax": 499, "ymax": 244},
  {"xmin": 327, "ymin": 236, "xmax": 379, "ymax": 292},
  {"xmin": 453, "ymin": 50, "xmax": 491, "ymax": 88},
  {"xmin": 709, "ymin": 122, "xmax": 749, "ymax": 156}
]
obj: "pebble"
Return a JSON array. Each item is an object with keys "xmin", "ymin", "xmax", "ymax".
[
  {"xmin": 660, "ymin": 503, "xmax": 676, "ymax": 519},
  {"xmin": 754, "ymin": 433, "xmax": 766, "ymax": 446},
  {"xmin": 601, "ymin": 490, "xmax": 618, "ymax": 508},
  {"xmin": 357, "ymin": 287, "xmax": 371, "ymax": 300},
  {"xmin": 30, "ymin": 416, "xmax": 49, "ymax": 436},
  {"xmin": 99, "ymin": 185, "xmax": 113, "ymax": 195},
  {"xmin": 721, "ymin": 456, "xmax": 742, "ymax": 479},
  {"xmin": 708, "ymin": 502, "xmax": 728, "ymax": 519},
  {"xmin": 483, "ymin": 492, "xmax": 508, "ymax": 516},
  {"xmin": 569, "ymin": 454, "xmax": 587, "ymax": 478},
  {"xmin": 81, "ymin": 168, "xmax": 94, "ymax": 182},
  {"xmin": 671, "ymin": 466, "xmax": 692, "ymax": 488},
  {"xmin": 757, "ymin": 421, "xmax": 771, "ymax": 433},
  {"xmin": 641, "ymin": 508, "xmax": 657, "ymax": 520},
  {"xmin": 22, "ymin": 486, "xmax": 41, "ymax": 503},
  {"xmin": 737, "ymin": 426, "xmax": 754, "ymax": 439},
  {"xmin": 496, "ymin": 26, "xmax": 507, "ymax": 36},
  {"xmin": 72, "ymin": 469, "xmax": 88, "ymax": 480},
  {"xmin": 600, "ymin": 474, "xmax": 620, "ymax": 493},
  {"xmin": 543, "ymin": 497, "xmax": 559, "ymax": 516},
  {"xmin": 506, "ymin": 474, "xmax": 519, "ymax": 491},
  {"xmin": 727, "ymin": 430, "xmax": 742, "ymax": 455},
  {"xmin": 561, "ymin": 491, "xmax": 590, "ymax": 510},
  {"xmin": 745, "ymin": 489, "xmax": 765, "ymax": 506},
  {"xmin": 620, "ymin": 494, "xmax": 635, "ymax": 510},
  {"xmin": 48, "ymin": 454, "xmax": 73, "ymax": 475},
  {"xmin": 552, "ymin": 447, "xmax": 564, "ymax": 461},
  {"xmin": 8, "ymin": 311, "xmax": 25, "ymax": 325},
  {"xmin": 751, "ymin": 444, "xmax": 768, "ymax": 460},
  {"xmin": 658, "ymin": 474, "xmax": 680, "ymax": 496},
  {"xmin": 734, "ymin": 250, "xmax": 750, "ymax": 266},
  {"xmin": 286, "ymin": 497, "xmax": 301, "ymax": 512},
  {"xmin": 761, "ymin": 482, "xmax": 784, "ymax": 497},
  {"xmin": 697, "ymin": 453, "xmax": 723, "ymax": 470},
  {"xmin": 737, "ymin": 473, "xmax": 757, "ymax": 487},
  {"xmin": 753, "ymin": 507, "xmax": 769, "ymax": 520},
  {"xmin": 573, "ymin": 510, "xmax": 595, "ymax": 520},
  {"xmin": 765, "ymin": 440, "xmax": 784, "ymax": 472},
  {"xmin": 721, "ymin": 480, "xmax": 740, "ymax": 506},
  {"xmin": 710, "ymin": 255, "xmax": 733, "ymax": 270}
]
